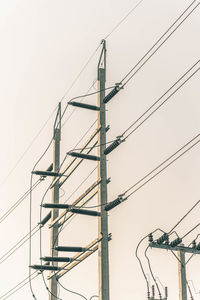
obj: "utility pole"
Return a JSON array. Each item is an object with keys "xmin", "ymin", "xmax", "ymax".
[
  {"xmin": 178, "ymin": 248, "xmax": 187, "ymax": 300},
  {"xmin": 49, "ymin": 102, "xmax": 61, "ymax": 300},
  {"xmin": 97, "ymin": 39, "xmax": 110, "ymax": 300}
]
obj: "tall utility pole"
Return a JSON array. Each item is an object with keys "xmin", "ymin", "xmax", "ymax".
[
  {"xmin": 31, "ymin": 43, "xmax": 111, "ymax": 299},
  {"xmin": 178, "ymin": 248, "xmax": 187, "ymax": 300},
  {"xmin": 97, "ymin": 40, "xmax": 110, "ymax": 300},
  {"xmin": 49, "ymin": 102, "xmax": 61, "ymax": 300}
]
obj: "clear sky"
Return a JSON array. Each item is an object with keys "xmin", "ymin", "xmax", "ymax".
[{"xmin": 0, "ymin": 0, "xmax": 199, "ymax": 300}]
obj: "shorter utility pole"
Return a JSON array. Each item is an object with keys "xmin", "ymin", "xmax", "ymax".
[
  {"xmin": 148, "ymin": 234, "xmax": 200, "ymax": 300},
  {"xmin": 178, "ymin": 248, "xmax": 187, "ymax": 300}
]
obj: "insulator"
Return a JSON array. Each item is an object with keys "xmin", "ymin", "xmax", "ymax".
[
  {"xmin": 192, "ymin": 240, "xmax": 196, "ymax": 249},
  {"xmin": 32, "ymin": 170, "xmax": 62, "ymax": 177},
  {"xmin": 70, "ymin": 208, "xmax": 100, "ymax": 216},
  {"xmin": 39, "ymin": 211, "xmax": 51, "ymax": 226},
  {"xmin": 42, "ymin": 203, "xmax": 71, "ymax": 209},
  {"xmin": 46, "ymin": 163, "xmax": 53, "ymax": 172},
  {"xmin": 165, "ymin": 287, "xmax": 168, "ymax": 299},
  {"xmin": 196, "ymin": 242, "xmax": 200, "ymax": 250},
  {"xmin": 41, "ymin": 256, "xmax": 76, "ymax": 263},
  {"xmin": 55, "ymin": 246, "xmax": 86, "ymax": 252},
  {"xmin": 106, "ymin": 177, "xmax": 111, "ymax": 184},
  {"xmin": 30, "ymin": 265, "xmax": 62, "ymax": 271},
  {"xmin": 170, "ymin": 237, "xmax": 182, "ymax": 247},
  {"xmin": 68, "ymin": 101, "xmax": 100, "ymax": 111},
  {"xmin": 108, "ymin": 233, "xmax": 112, "ymax": 241},
  {"xmin": 105, "ymin": 195, "xmax": 126, "ymax": 211},
  {"xmin": 67, "ymin": 152, "xmax": 100, "ymax": 161},
  {"xmin": 148, "ymin": 233, "xmax": 153, "ymax": 243},
  {"xmin": 152, "ymin": 285, "xmax": 155, "ymax": 298},
  {"xmin": 103, "ymin": 85, "xmax": 121, "ymax": 104},
  {"xmin": 104, "ymin": 139, "xmax": 121, "ymax": 155},
  {"xmin": 157, "ymin": 233, "xmax": 168, "ymax": 244}
]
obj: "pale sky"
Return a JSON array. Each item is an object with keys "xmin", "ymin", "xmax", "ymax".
[{"xmin": 0, "ymin": 0, "xmax": 199, "ymax": 300}]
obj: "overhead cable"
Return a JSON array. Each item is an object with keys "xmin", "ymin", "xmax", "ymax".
[
  {"xmin": 104, "ymin": 0, "xmax": 146, "ymax": 40},
  {"xmin": 105, "ymin": 133, "xmax": 200, "ymax": 211},
  {"xmin": 145, "ymin": 246, "xmax": 162, "ymax": 299},
  {"xmin": 103, "ymin": 0, "xmax": 199, "ymax": 103},
  {"xmin": 123, "ymin": 60, "xmax": 200, "ymax": 139},
  {"xmin": 0, "ymin": 224, "xmax": 40, "ymax": 266},
  {"xmin": 0, "ymin": 272, "xmax": 39, "ymax": 300},
  {"xmin": 125, "ymin": 133, "xmax": 200, "ymax": 197},
  {"xmin": 121, "ymin": 0, "xmax": 199, "ymax": 86},
  {"xmin": 0, "ymin": 179, "xmax": 41, "ymax": 225}
]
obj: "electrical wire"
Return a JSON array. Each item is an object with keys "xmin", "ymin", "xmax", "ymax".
[
  {"xmin": 61, "ymin": 80, "xmax": 97, "ymax": 129},
  {"xmin": 104, "ymin": 0, "xmax": 145, "ymax": 40},
  {"xmin": 188, "ymin": 280, "xmax": 200, "ymax": 295},
  {"xmin": 145, "ymin": 246, "xmax": 162, "ymax": 299},
  {"xmin": 0, "ymin": 107, "xmax": 57, "ymax": 190},
  {"xmin": 168, "ymin": 199, "xmax": 200, "ymax": 234},
  {"xmin": 29, "ymin": 130, "xmax": 56, "ymax": 300},
  {"xmin": 61, "ymin": 85, "xmax": 114, "ymax": 120},
  {"xmin": 39, "ymin": 184, "xmax": 63, "ymax": 300},
  {"xmin": 0, "ymin": 224, "xmax": 40, "ymax": 265},
  {"xmin": 122, "ymin": 60, "xmax": 200, "ymax": 138},
  {"xmin": 89, "ymin": 296, "xmax": 99, "ymax": 300},
  {"xmin": 120, "ymin": 0, "xmax": 199, "ymax": 86},
  {"xmin": 124, "ymin": 67, "xmax": 200, "ymax": 140},
  {"xmin": 69, "ymin": 61, "xmax": 200, "ymax": 154},
  {"xmin": 125, "ymin": 133, "xmax": 200, "ymax": 197},
  {"xmin": 181, "ymin": 223, "xmax": 200, "ymax": 240},
  {"xmin": 0, "ymin": 179, "xmax": 41, "ymax": 225},
  {"xmin": 187, "ymin": 281, "xmax": 194, "ymax": 300},
  {"xmin": 0, "ymin": 32, "xmax": 102, "ymax": 191},
  {"xmin": 64, "ymin": 133, "xmax": 200, "ymax": 212},
  {"xmin": 135, "ymin": 229, "xmax": 164, "ymax": 299},
  {"xmin": 0, "ymin": 271, "xmax": 39, "ymax": 300},
  {"xmin": 56, "ymin": 280, "xmax": 87, "ymax": 300}
]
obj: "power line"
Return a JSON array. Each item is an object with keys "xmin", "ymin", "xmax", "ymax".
[
  {"xmin": 104, "ymin": 0, "xmax": 146, "ymax": 40},
  {"xmin": 124, "ymin": 64, "xmax": 199, "ymax": 140},
  {"xmin": 122, "ymin": 60, "xmax": 200, "ymax": 138},
  {"xmin": 181, "ymin": 223, "xmax": 200, "ymax": 240},
  {"xmin": 0, "ymin": 271, "xmax": 39, "ymax": 300},
  {"xmin": 145, "ymin": 246, "xmax": 162, "ymax": 299},
  {"xmin": 168, "ymin": 199, "xmax": 200, "ymax": 234},
  {"xmin": 0, "ymin": 224, "xmax": 40, "ymax": 266},
  {"xmin": 75, "ymin": 61, "xmax": 199, "ymax": 155},
  {"xmin": 135, "ymin": 229, "xmax": 164, "ymax": 299},
  {"xmin": 61, "ymin": 80, "xmax": 97, "ymax": 128},
  {"xmin": 120, "ymin": 0, "xmax": 199, "ymax": 86},
  {"xmin": 125, "ymin": 133, "xmax": 200, "ymax": 197},
  {"xmin": 0, "ymin": 179, "xmax": 41, "ymax": 225},
  {"xmin": 0, "ymin": 108, "xmax": 57, "ymax": 190}
]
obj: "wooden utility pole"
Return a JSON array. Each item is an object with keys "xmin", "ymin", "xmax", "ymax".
[
  {"xmin": 49, "ymin": 103, "xmax": 61, "ymax": 300},
  {"xmin": 178, "ymin": 248, "xmax": 187, "ymax": 300},
  {"xmin": 97, "ymin": 40, "xmax": 110, "ymax": 300}
]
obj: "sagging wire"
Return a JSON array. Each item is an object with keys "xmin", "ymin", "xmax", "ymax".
[
  {"xmin": 104, "ymin": 60, "xmax": 200, "ymax": 155},
  {"xmin": 0, "ymin": 224, "xmax": 40, "ymax": 266},
  {"xmin": 121, "ymin": 1, "xmax": 200, "ymax": 87},
  {"xmin": 145, "ymin": 246, "xmax": 162, "ymax": 299},
  {"xmin": 135, "ymin": 229, "xmax": 164, "ymax": 299},
  {"xmin": 29, "ymin": 133, "xmax": 55, "ymax": 300},
  {"xmin": 0, "ymin": 271, "xmax": 39, "ymax": 300}
]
